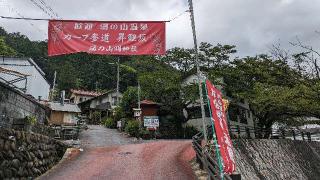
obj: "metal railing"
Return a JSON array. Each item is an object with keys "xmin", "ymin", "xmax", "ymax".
[
  {"xmin": 192, "ymin": 124, "xmax": 320, "ymax": 179},
  {"xmin": 192, "ymin": 131, "xmax": 240, "ymax": 180},
  {"xmin": 228, "ymin": 124, "xmax": 320, "ymax": 142}
]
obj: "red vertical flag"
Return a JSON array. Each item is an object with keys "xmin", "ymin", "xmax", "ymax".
[
  {"xmin": 206, "ymin": 80, "xmax": 236, "ymax": 174},
  {"xmin": 48, "ymin": 20, "xmax": 166, "ymax": 56}
]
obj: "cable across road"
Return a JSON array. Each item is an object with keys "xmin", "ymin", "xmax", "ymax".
[{"xmin": 0, "ymin": 9, "xmax": 189, "ymax": 22}]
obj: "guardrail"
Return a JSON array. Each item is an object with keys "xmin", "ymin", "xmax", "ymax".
[
  {"xmin": 192, "ymin": 131, "xmax": 240, "ymax": 180},
  {"xmin": 228, "ymin": 124, "xmax": 320, "ymax": 141}
]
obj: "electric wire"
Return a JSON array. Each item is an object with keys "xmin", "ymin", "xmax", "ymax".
[
  {"xmin": 0, "ymin": 9, "xmax": 189, "ymax": 22},
  {"xmin": 28, "ymin": 0, "xmax": 54, "ymax": 18},
  {"xmin": 37, "ymin": 0, "xmax": 60, "ymax": 19}
]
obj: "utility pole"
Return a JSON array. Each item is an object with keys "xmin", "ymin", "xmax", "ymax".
[
  {"xmin": 138, "ymin": 80, "xmax": 141, "ymax": 109},
  {"xmin": 116, "ymin": 57, "xmax": 120, "ymax": 106},
  {"xmin": 50, "ymin": 71, "xmax": 56, "ymax": 101},
  {"xmin": 188, "ymin": 0, "xmax": 208, "ymax": 142},
  {"xmin": 108, "ymin": 57, "xmax": 120, "ymax": 106}
]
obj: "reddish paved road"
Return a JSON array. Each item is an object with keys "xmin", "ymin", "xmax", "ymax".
[{"xmin": 40, "ymin": 126, "xmax": 196, "ymax": 180}]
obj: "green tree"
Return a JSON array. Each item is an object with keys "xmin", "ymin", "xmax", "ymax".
[
  {"xmin": 199, "ymin": 42, "xmax": 236, "ymax": 68},
  {"xmin": 120, "ymin": 87, "xmax": 141, "ymax": 117},
  {"xmin": 0, "ymin": 36, "xmax": 16, "ymax": 56},
  {"xmin": 209, "ymin": 55, "xmax": 320, "ymax": 131}
]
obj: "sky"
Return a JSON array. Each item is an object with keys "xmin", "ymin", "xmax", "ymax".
[{"xmin": 0, "ymin": 0, "xmax": 319, "ymax": 57}]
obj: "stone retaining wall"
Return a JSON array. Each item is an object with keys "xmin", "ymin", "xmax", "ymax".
[
  {"xmin": 233, "ymin": 139, "xmax": 320, "ymax": 180},
  {"xmin": 0, "ymin": 128, "xmax": 67, "ymax": 179},
  {"xmin": 0, "ymin": 81, "xmax": 47, "ymax": 129}
]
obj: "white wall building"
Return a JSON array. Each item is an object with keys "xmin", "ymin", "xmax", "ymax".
[
  {"xmin": 0, "ymin": 57, "xmax": 50, "ymax": 100},
  {"xmin": 182, "ymin": 73, "xmax": 255, "ymax": 138},
  {"xmin": 88, "ymin": 90, "xmax": 123, "ymax": 110},
  {"xmin": 78, "ymin": 89, "xmax": 123, "ymax": 119}
]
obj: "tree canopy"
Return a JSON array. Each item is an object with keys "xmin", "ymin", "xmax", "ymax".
[{"xmin": 2, "ymin": 25, "xmax": 320, "ymax": 131}]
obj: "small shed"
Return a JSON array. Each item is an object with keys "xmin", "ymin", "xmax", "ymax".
[
  {"xmin": 48, "ymin": 102, "xmax": 81, "ymax": 125},
  {"xmin": 140, "ymin": 100, "xmax": 160, "ymax": 118}
]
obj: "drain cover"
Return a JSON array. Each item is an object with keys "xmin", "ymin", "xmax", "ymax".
[{"xmin": 118, "ymin": 152, "xmax": 132, "ymax": 155}]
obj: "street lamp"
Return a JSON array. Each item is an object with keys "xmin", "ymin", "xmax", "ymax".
[{"xmin": 109, "ymin": 57, "xmax": 120, "ymax": 106}]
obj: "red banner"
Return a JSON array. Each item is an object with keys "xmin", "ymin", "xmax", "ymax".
[
  {"xmin": 48, "ymin": 20, "xmax": 166, "ymax": 56},
  {"xmin": 206, "ymin": 80, "xmax": 236, "ymax": 174}
]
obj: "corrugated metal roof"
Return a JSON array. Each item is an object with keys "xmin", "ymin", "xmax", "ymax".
[{"xmin": 48, "ymin": 102, "xmax": 81, "ymax": 112}]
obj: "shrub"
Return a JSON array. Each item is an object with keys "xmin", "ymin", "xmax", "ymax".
[
  {"xmin": 125, "ymin": 120, "xmax": 140, "ymax": 137},
  {"xmin": 113, "ymin": 107, "xmax": 126, "ymax": 121},
  {"xmin": 25, "ymin": 116, "xmax": 37, "ymax": 125},
  {"xmin": 139, "ymin": 129, "xmax": 151, "ymax": 139},
  {"xmin": 91, "ymin": 111, "xmax": 101, "ymax": 124},
  {"xmin": 183, "ymin": 125, "xmax": 199, "ymax": 139},
  {"xmin": 103, "ymin": 118, "xmax": 116, "ymax": 128}
]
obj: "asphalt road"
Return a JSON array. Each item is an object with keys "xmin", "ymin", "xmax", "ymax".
[
  {"xmin": 39, "ymin": 125, "xmax": 196, "ymax": 180},
  {"xmin": 79, "ymin": 125, "xmax": 141, "ymax": 148}
]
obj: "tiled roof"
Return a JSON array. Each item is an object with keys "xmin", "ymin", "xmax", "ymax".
[
  {"xmin": 70, "ymin": 89, "xmax": 102, "ymax": 97},
  {"xmin": 140, "ymin": 100, "xmax": 159, "ymax": 105}
]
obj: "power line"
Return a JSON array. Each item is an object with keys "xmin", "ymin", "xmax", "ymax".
[
  {"xmin": 0, "ymin": 15, "xmax": 50, "ymax": 21},
  {"xmin": 0, "ymin": 16, "xmax": 171, "ymax": 22},
  {"xmin": 0, "ymin": 1, "xmax": 47, "ymax": 37},
  {"xmin": 0, "ymin": 8, "xmax": 189, "ymax": 22},
  {"xmin": 37, "ymin": 0, "xmax": 60, "ymax": 19},
  {"xmin": 6, "ymin": 8, "xmax": 46, "ymax": 34},
  {"xmin": 28, "ymin": 0, "xmax": 54, "ymax": 18}
]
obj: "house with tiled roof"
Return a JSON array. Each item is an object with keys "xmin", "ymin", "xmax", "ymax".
[
  {"xmin": 70, "ymin": 89, "xmax": 103, "ymax": 104},
  {"xmin": 78, "ymin": 89, "xmax": 123, "ymax": 122}
]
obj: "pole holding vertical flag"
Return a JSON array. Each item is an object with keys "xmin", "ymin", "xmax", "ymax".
[{"xmin": 187, "ymin": 0, "xmax": 208, "ymax": 142}]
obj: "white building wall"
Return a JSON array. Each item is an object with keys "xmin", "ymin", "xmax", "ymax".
[
  {"xmin": 0, "ymin": 57, "xmax": 50, "ymax": 100},
  {"xmin": 89, "ymin": 91, "xmax": 122, "ymax": 109},
  {"xmin": 182, "ymin": 74, "xmax": 255, "ymax": 137}
]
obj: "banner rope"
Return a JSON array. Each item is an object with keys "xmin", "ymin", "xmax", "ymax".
[{"xmin": 167, "ymin": 10, "xmax": 189, "ymax": 22}]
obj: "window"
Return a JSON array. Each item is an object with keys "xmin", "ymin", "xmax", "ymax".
[
  {"xmin": 227, "ymin": 105, "xmax": 238, "ymax": 122},
  {"xmin": 187, "ymin": 105, "xmax": 210, "ymax": 119},
  {"xmin": 246, "ymin": 110, "xmax": 251, "ymax": 119},
  {"xmin": 79, "ymin": 97, "xmax": 83, "ymax": 102},
  {"xmin": 239, "ymin": 108, "xmax": 248, "ymax": 124},
  {"xmin": 112, "ymin": 96, "xmax": 117, "ymax": 106}
]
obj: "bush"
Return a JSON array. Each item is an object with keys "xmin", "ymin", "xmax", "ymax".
[
  {"xmin": 90, "ymin": 111, "xmax": 101, "ymax": 124},
  {"xmin": 113, "ymin": 107, "xmax": 126, "ymax": 121},
  {"xmin": 139, "ymin": 129, "xmax": 151, "ymax": 139},
  {"xmin": 25, "ymin": 116, "xmax": 37, "ymax": 125},
  {"xmin": 183, "ymin": 125, "xmax": 199, "ymax": 139},
  {"xmin": 125, "ymin": 120, "xmax": 140, "ymax": 137},
  {"xmin": 103, "ymin": 118, "xmax": 116, "ymax": 128}
]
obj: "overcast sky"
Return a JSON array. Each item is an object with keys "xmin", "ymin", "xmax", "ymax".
[{"xmin": 0, "ymin": 0, "xmax": 319, "ymax": 57}]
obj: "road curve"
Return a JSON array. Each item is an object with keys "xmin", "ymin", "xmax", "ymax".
[{"xmin": 40, "ymin": 140, "xmax": 196, "ymax": 180}]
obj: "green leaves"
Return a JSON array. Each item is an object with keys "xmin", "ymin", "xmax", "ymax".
[
  {"xmin": 0, "ymin": 36, "xmax": 16, "ymax": 56},
  {"xmin": 212, "ymin": 55, "xmax": 320, "ymax": 128}
]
